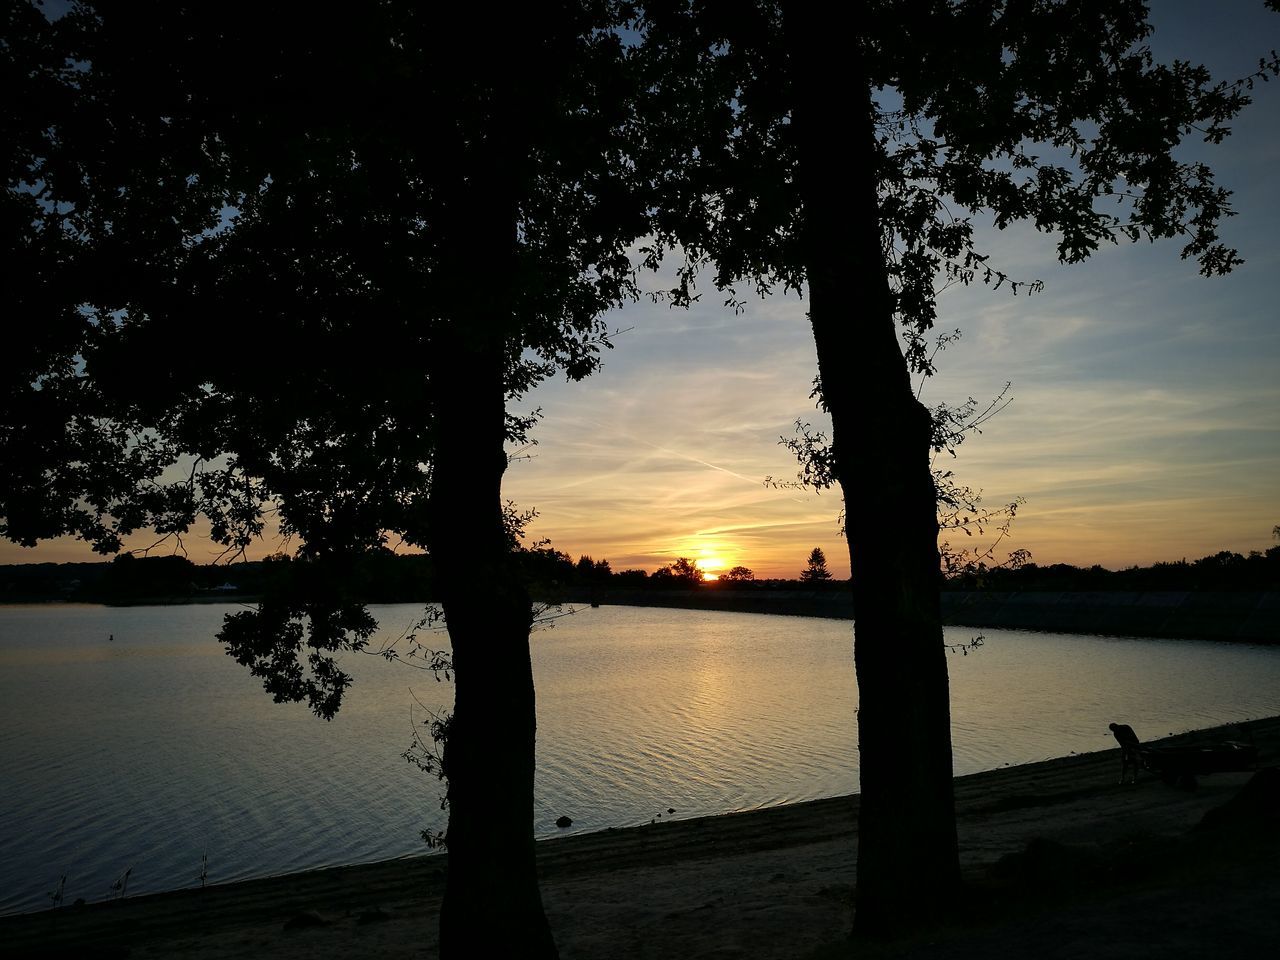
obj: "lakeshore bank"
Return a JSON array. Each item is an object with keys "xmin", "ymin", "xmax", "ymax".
[
  {"xmin": 582, "ymin": 588, "xmax": 1280, "ymax": 645},
  {"xmin": 7, "ymin": 716, "xmax": 1279, "ymax": 959}
]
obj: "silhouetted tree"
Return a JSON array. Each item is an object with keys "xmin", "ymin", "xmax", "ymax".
[
  {"xmin": 671, "ymin": 557, "xmax": 705, "ymax": 584},
  {"xmin": 653, "ymin": 556, "xmax": 704, "ymax": 585},
  {"xmin": 574, "ymin": 554, "xmax": 612, "ymax": 602},
  {"xmin": 613, "ymin": 568, "xmax": 650, "ymax": 588},
  {"xmin": 2, "ymin": 4, "xmax": 648, "ymax": 956},
  {"xmin": 799, "ymin": 547, "xmax": 832, "ymax": 582},
  {"xmin": 721, "ymin": 565, "xmax": 756, "ymax": 582},
  {"xmin": 638, "ymin": 0, "xmax": 1277, "ymax": 932},
  {"xmin": 100, "ymin": 553, "xmax": 198, "ymax": 601},
  {"xmin": 519, "ymin": 545, "xmax": 577, "ymax": 590}
]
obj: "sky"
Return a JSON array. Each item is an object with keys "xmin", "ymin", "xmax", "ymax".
[
  {"xmin": 503, "ymin": 1, "xmax": 1280, "ymax": 580},
  {"xmin": 4, "ymin": 2, "xmax": 1278, "ymax": 579}
]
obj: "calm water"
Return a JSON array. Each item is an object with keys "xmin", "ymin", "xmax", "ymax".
[{"xmin": 2, "ymin": 602, "xmax": 1278, "ymax": 915}]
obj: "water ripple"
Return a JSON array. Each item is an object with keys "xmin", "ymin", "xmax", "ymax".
[{"xmin": 1, "ymin": 603, "xmax": 1278, "ymax": 914}]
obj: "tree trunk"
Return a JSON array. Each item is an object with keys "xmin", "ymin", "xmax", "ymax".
[
  {"xmin": 431, "ymin": 329, "xmax": 557, "ymax": 958},
  {"xmin": 427, "ymin": 31, "xmax": 557, "ymax": 956},
  {"xmin": 785, "ymin": 5, "xmax": 962, "ymax": 936}
]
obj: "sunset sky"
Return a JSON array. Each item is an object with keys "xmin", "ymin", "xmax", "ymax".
[
  {"xmin": 505, "ymin": 2, "xmax": 1280, "ymax": 580},
  {"xmin": 4, "ymin": 2, "xmax": 1278, "ymax": 579}
]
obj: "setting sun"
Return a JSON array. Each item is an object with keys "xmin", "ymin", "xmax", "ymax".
[{"xmin": 695, "ymin": 548, "xmax": 729, "ymax": 580}]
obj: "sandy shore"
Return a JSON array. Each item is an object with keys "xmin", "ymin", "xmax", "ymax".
[{"xmin": 8, "ymin": 716, "xmax": 1279, "ymax": 959}]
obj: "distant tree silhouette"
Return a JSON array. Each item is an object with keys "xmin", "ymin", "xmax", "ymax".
[
  {"xmin": 519, "ymin": 545, "xmax": 577, "ymax": 592},
  {"xmin": 955, "ymin": 547, "xmax": 1279, "ymax": 593},
  {"xmin": 613, "ymin": 568, "xmax": 650, "ymax": 588},
  {"xmin": 673, "ymin": 557, "xmax": 704, "ymax": 583},
  {"xmin": 652, "ymin": 557, "xmax": 704, "ymax": 585},
  {"xmin": 638, "ymin": 0, "xmax": 1278, "ymax": 932},
  {"xmin": 720, "ymin": 565, "xmax": 756, "ymax": 582},
  {"xmin": 574, "ymin": 555, "xmax": 612, "ymax": 603},
  {"xmin": 101, "ymin": 554, "xmax": 198, "ymax": 600},
  {"xmin": 799, "ymin": 547, "xmax": 832, "ymax": 582},
  {"xmin": 678, "ymin": 557, "xmax": 705, "ymax": 584},
  {"xmin": 2, "ymin": 4, "xmax": 648, "ymax": 956}
]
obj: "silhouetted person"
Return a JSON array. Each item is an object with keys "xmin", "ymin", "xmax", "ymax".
[{"xmin": 1109, "ymin": 722, "xmax": 1141, "ymax": 784}]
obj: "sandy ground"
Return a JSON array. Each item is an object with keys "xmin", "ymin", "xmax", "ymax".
[{"xmin": 7, "ymin": 716, "xmax": 1279, "ymax": 959}]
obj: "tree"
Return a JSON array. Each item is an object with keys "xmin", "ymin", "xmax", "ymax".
[
  {"xmin": 2, "ymin": 4, "xmax": 648, "ymax": 956},
  {"xmin": 574, "ymin": 554, "xmax": 612, "ymax": 602},
  {"xmin": 652, "ymin": 556, "xmax": 704, "ymax": 585},
  {"xmin": 613, "ymin": 568, "xmax": 650, "ymax": 587},
  {"xmin": 721, "ymin": 565, "xmax": 756, "ymax": 582},
  {"xmin": 638, "ymin": 0, "xmax": 1277, "ymax": 933},
  {"xmin": 799, "ymin": 547, "xmax": 833, "ymax": 582}
]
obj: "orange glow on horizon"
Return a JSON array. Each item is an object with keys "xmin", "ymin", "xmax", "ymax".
[{"xmin": 693, "ymin": 547, "xmax": 729, "ymax": 577}]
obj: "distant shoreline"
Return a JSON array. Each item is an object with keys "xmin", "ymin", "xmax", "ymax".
[
  {"xmin": 583, "ymin": 588, "xmax": 1280, "ymax": 645},
  {"xmin": 3, "ymin": 587, "xmax": 1276, "ymax": 645},
  {"xmin": 0, "ymin": 593, "xmax": 264, "ymax": 607}
]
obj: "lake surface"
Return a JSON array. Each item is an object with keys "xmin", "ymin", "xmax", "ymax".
[{"xmin": 2, "ymin": 602, "xmax": 1278, "ymax": 915}]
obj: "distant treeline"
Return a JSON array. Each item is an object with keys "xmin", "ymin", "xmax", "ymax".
[
  {"xmin": 944, "ymin": 547, "xmax": 1280, "ymax": 593},
  {"xmin": 0, "ymin": 552, "xmax": 437, "ymax": 605},
  {"xmin": 2, "ymin": 541, "xmax": 1277, "ymax": 605}
]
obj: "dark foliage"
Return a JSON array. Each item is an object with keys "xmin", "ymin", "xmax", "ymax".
[{"xmin": 2, "ymin": 2, "xmax": 652, "ymax": 955}]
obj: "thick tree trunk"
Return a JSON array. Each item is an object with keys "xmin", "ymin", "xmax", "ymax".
[
  {"xmin": 427, "ymin": 31, "xmax": 557, "ymax": 956},
  {"xmin": 785, "ymin": 5, "xmax": 962, "ymax": 936},
  {"xmin": 431, "ymin": 331, "xmax": 557, "ymax": 959}
]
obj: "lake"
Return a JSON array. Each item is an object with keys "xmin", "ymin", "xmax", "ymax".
[{"xmin": 2, "ymin": 601, "xmax": 1278, "ymax": 915}]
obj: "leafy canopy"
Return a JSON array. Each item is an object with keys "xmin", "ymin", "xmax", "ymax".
[
  {"xmin": 639, "ymin": 0, "xmax": 1278, "ymax": 370},
  {"xmin": 1, "ymin": 1, "xmax": 650, "ymax": 716}
]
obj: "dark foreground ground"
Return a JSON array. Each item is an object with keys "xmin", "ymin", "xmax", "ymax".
[{"xmin": 6, "ymin": 716, "xmax": 1279, "ymax": 959}]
